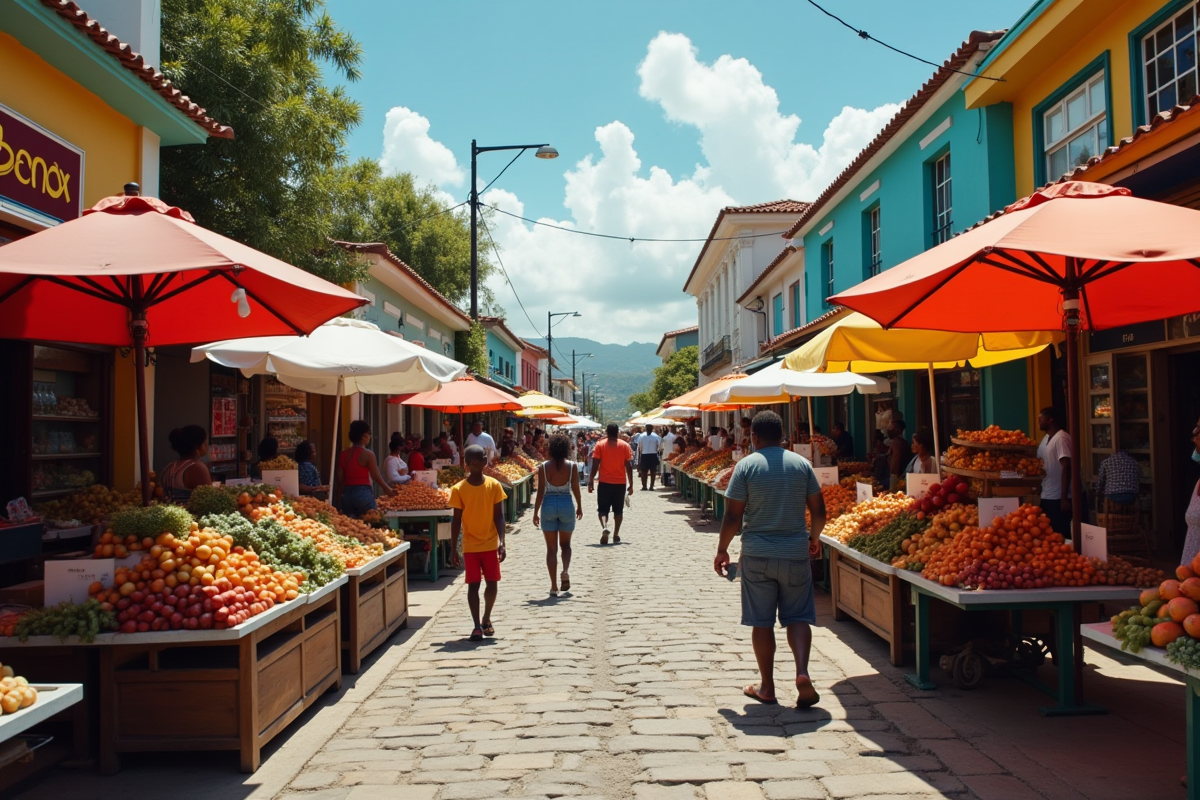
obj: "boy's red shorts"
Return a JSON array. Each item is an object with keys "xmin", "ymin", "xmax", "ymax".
[{"xmin": 464, "ymin": 550, "xmax": 501, "ymax": 584}]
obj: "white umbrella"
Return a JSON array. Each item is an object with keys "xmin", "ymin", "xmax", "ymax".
[
  {"xmin": 559, "ymin": 416, "xmax": 602, "ymax": 430},
  {"xmin": 660, "ymin": 406, "xmax": 701, "ymax": 420},
  {"xmin": 710, "ymin": 362, "xmax": 889, "ymax": 438},
  {"xmin": 192, "ymin": 316, "xmax": 467, "ymax": 483}
]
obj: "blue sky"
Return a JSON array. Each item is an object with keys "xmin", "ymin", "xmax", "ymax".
[{"xmin": 324, "ymin": 0, "xmax": 1032, "ymax": 344}]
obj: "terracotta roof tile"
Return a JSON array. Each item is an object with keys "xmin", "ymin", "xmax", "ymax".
[
  {"xmin": 41, "ymin": 0, "xmax": 233, "ymax": 140},
  {"xmin": 683, "ymin": 199, "xmax": 810, "ymax": 294},
  {"xmin": 760, "ymin": 307, "xmax": 848, "ymax": 353},
  {"xmin": 736, "ymin": 244, "xmax": 798, "ymax": 305},
  {"xmin": 334, "ymin": 241, "xmax": 471, "ymax": 325},
  {"xmin": 782, "ymin": 30, "xmax": 1004, "ymax": 240},
  {"xmin": 478, "ymin": 315, "xmax": 527, "ymax": 351},
  {"xmin": 656, "ymin": 325, "xmax": 699, "ymax": 356}
]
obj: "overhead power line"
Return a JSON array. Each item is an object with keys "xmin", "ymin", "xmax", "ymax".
[{"xmin": 483, "ymin": 204, "xmax": 793, "ymax": 243}]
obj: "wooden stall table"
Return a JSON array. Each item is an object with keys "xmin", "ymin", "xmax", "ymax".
[
  {"xmin": 896, "ymin": 569, "xmax": 1139, "ymax": 715},
  {"xmin": 386, "ymin": 509, "xmax": 452, "ymax": 582},
  {"xmin": 821, "ymin": 534, "xmax": 907, "ymax": 666},
  {"xmin": 712, "ymin": 485, "xmax": 726, "ymax": 521},
  {"xmin": 1081, "ymin": 622, "xmax": 1199, "ymax": 799},
  {"xmin": 0, "ymin": 683, "xmax": 83, "ymax": 793},
  {"xmin": 342, "ymin": 542, "xmax": 411, "ymax": 674}
]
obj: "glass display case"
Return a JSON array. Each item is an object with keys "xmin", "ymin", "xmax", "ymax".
[
  {"xmin": 29, "ymin": 345, "xmax": 108, "ymax": 499},
  {"xmin": 209, "ymin": 366, "xmax": 242, "ymax": 478},
  {"xmin": 264, "ymin": 377, "xmax": 307, "ymax": 452},
  {"xmin": 1086, "ymin": 357, "xmax": 1113, "ymax": 464},
  {"xmin": 1086, "ymin": 352, "xmax": 1157, "ymax": 522}
]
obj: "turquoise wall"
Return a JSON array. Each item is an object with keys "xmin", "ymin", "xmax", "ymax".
[
  {"xmin": 675, "ymin": 330, "xmax": 699, "ymax": 351},
  {"xmin": 486, "ymin": 330, "xmax": 517, "ymax": 387},
  {"xmin": 359, "ymin": 276, "xmax": 459, "ymax": 358}
]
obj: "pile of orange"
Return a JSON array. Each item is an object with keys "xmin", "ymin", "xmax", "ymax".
[
  {"xmin": 942, "ymin": 446, "xmax": 1043, "ymax": 475},
  {"xmin": 955, "ymin": 426, "xmax": 1036, "ymax": 446},
  {"xmin": 248, "ymin": 502, "xmax": 382, "ymax": 568}
]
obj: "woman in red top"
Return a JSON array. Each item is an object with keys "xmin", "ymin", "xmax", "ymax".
[{"xmin": 334, "ymin": 420, "xmax": 394, "ymax": 516}]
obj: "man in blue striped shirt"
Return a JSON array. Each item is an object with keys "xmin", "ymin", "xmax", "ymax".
[{"xmin": 715, "ymin": 410, "xmax": 826, "ymax": 708}]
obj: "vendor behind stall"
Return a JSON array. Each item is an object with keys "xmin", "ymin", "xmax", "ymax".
[
  {"xmin": 384, "ymin": 433, "xmax": 412, "ymax": 486},
  {"xmin": 294, "ymin": 441, "xmax": 329, "ymax": 497},
  {"xmin": 334, "ymin": 420, "xmax": 394, "ymax": 516},
  {"xmin": 161, "ymin": 425, "xmax": 212, "ymax": 504},
  {"xmin": 251, "ymin": 436, "xmax": 279, "ymax": 479}
]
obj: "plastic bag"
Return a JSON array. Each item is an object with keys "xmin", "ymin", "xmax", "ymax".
[{"xmin": 625, "ymin": 492, "xmax": 632, "ymax": 508}]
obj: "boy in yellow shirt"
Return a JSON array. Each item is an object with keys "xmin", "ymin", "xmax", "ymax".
[{"xmin": 450, "ymin": 444, "xmax": 508, "ymax": 641}]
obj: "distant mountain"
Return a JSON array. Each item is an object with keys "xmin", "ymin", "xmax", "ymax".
[{"xmin": 527, "ymin": 336, "xmax": 659, "ymax": 421}]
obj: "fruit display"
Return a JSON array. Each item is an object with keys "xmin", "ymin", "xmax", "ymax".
[
  {"xmin": 488, "ymin": 460, "xmax": 531, "ymax": 484},
  {"xmin": 943, "ymin": 446, "xmax": 1043, "ymax": 475},
  {"xmin": 955, "ymin": 426, "xmax": 1036, "ymax": 446},
  {"xmin": 248, "ymin": 503, "xmax": 382, "ymax": 568},
  {"xmin": 0, "ymin": 663, "xmax": 38, "ymax": 714},
  {"xmin": 1112, "ymin": 558, "xmax": 1200, "ymax": 665},
  {"xmin": 201, "ymin": 513, "xmax": 342, "ymax": 589},
  {"xmin": 693, "ymin": 451, "xmax": 734, "ymax": 482},
  {"xmin": 14, "ymin": 599, "xmax": 116, "ymax": 642},
  {"xmin": 713, "ymin": 466, "xmax": 734, "ymax": 490},
  {"xmin": 892, "ymin": 503, "xmax": 978, "ymax": 571},
  {"xmin": 810, "ymin": 434, "xmax": 837, "ymax": 457},
  {"xmin": 437, "ymin": 466, "xmax": 466, "ymax": 487},
  {"xmin": 0, "ymin": 611, "xmax": 23, "ymax": 637},
  {"xmin": 677, "ymin": 447, "xmax": 715, "ymax": 471},
  {"xmin": 508, "ymin": 452, "xmax": 539, "ymax": 473},
  {"xmin": 911, "ymin": 476, "xmax": 972, "ymax": 515},
  {"xmin": 186, "ymin": 484, "xmax": 239, "ymax": 517},
  {"xmin": 376, "ymin": 483, "xmax": 452, "ymax": 512},
  {"xmin": 823, "ymin": 493, "xmax": 913, "ymax": 543},
  {"xmin": 1090, "ymin": 556, "xmax": 1166, "ymax": 587},
  {"xmin": 848, "ymin": 511, "xmax": 930, "ymax": 563},
  {"xmin": 287, "ymin": 495, "xmax": 399, "ymax": 549},
  {"xmin": 258, "ymin": 454, "xmax": 298, "ymax": 471},
  {"xmin": 837, "ymin": 461, "xmax": 871, "ymax": 479},
  {"xmin": 36, "ymin": 484, "xmax": 140, "ymax": 524},
  {"xmin": 111, "ymin": 504, "xmax": 192, "ymax": 542}
]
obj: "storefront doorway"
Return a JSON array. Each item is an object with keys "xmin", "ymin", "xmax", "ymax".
[{"xmin": 1168, "ymin": 349, "xmax": 1200, "ymax": 556}]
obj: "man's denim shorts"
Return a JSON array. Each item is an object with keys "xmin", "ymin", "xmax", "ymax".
[{"xmin": 740, "ymin": 556, "xmax": 816, "ymax": 627}]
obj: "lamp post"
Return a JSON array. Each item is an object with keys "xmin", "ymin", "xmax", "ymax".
[
  {"xmin": 470, "ymin": 140, "xmax": 558, "ymax": 320},
  {"xmin": 581, "ymin": 372, "xmax": 597, "ymax": 418},
  {"xmin": 571, "ymin": 350, "xmax": 593, "ymax": 404},
  {"xmin": 546, "ymin": 310, "xmax": 580, "ymax": 395}
]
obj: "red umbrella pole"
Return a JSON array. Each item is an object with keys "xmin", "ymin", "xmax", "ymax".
[
  {"xmin": 131, "ymin": 317, "xmax": 153, "ymax": 506},
  {"xmin": 459, "ymin": 407, "xmax": 464, "ymax": 460}
]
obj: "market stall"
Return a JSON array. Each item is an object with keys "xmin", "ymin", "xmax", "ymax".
[{"xmin": 341, "ymin": 542, "xmax": 411, "ymax": 674}]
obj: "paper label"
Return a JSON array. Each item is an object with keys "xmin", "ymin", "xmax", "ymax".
[
  {"xmin": 412, "ymin": 469, "xmax": 438, "ymax": 488},
  {"xmin": 856, "ymin": 482, "xmax": 873, "ymax": 503},
  {"xmin": 1081, "ymin": 523, "xmax": 1107, "ymax": 561},
  {"xmin": 732, "ymin": 449, "xmax": 743, "ymax": 462},
  {"xmin": 905, "ymin": 473, "xmax": 940, "ymax": 498},
  {"xmin": 431, "ymin": 459, "xmax": 451, "ymax": 471},
  {"xmin": 814, "ymin": 467, "xmax": 838, "ymax": 488},
  {"xmin": 793, "ymin": 444, "xmax": 813, "ymax": 461},
  {"xmin": 437, "ymin": 521, "xmax": 452, "ymax": 541},
  {"xmin": 999, "ymin": 470, "xmax": 1022, "ymax": 479},
  {"xmin": 45, "ymin": 558, "xmax": 113, "ymax": 607},
  {"xmin": 5, "ymin": 498, "xmax": 35, "ymax": 522},
  {"xmin": 261, "ymin": 469, "xmax": 299, "ymax": 497},
  {"xmin": 977, "ymin": 497, "xmax": 1019, "ymax": 526},
  {"xmin": 225, "ymin": 477, "xmax": 252, "ymax": 487}
]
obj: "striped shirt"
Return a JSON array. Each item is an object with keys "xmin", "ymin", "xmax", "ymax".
[{"xmin": 724, "ymin": 446, "xmax": 820, "ymax": 560}]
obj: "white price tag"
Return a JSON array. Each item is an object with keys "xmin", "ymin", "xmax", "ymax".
[
  {"xmin": 45, "ymin": 558, "xmax": 113, "ymax": 607},
  {"xmin": 412, "ymin": 469, "xmax": 438, "ymax": 488},
  {"xmin": 792, "ymin": 444, "xmax": 813, "ymax": 461},
  {"xmin": 225, "ymin": 477, "xmax": 252, "ymax": 487},
  {"xmin": 977, "ymin": 497, "xmax": 1019, "ymax": 526},
  {"xmin": 814, "ymin": 467, "xmax": 838, "ymax": 488},
  {"xmin": 1081, "ymin": 523, "xmax": 1108, "ymax": 561},
  {"xmin": 905, "ymin": 473, "xmax": 940, "ymax": 498},
  {"xmin": 431, "ymin": 459, "xmax": 451, "ymax": 471},
  {"xmin": 262, "ymin": 469, "xmax": 299, "ymax": 497},
  {"xmin": 856, "ymin": 482, "xmax": 873, "ymax": 503},
  {"xmin": 999, "ymin": 470, "xmax": 1022, "ymax": 479}
]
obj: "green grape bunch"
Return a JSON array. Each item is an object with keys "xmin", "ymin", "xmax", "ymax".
[{"xmin": 1112, "ymin": 605, "xmax": 1157, "ymax": 653}]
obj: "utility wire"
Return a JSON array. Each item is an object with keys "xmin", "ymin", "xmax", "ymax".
[
  {"xmin": 478, "ymin": 149, "xmax": 528, "ymax": 198},
  {"xmin": 483, "ymin": 204, "xmax": 793, "ymax": 243},
  {"xmin": 370, "ymin": 201, "xmax": 468, "ymax": 241},
  {"xmin": 804, "ymin": 0, "xmax": 1004, "ymax": 82}
]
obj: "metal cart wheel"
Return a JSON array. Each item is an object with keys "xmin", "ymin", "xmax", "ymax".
[
  {"xmin": 953, "ymin": 649, "xmax": 986, "ymax": 690},
  {"xmin": 1016, "ymin": 637, "xmax": 1049, "ymax": 670}
]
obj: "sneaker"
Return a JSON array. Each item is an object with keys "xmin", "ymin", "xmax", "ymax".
[{"xmin": 601, "ymin": 528, "xmax": 610, "ymax": 545}]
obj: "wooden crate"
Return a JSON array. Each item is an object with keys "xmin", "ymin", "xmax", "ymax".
[
  {"xmin": 342, "ymin": 545, "xmax": 409, "ymax": 674},
  {"xmin": 829, "ymin": 546, "xmax": 906, "ymax": 666},
  {"xmin": 97, "ymin": 583, "xmax": 342, "ymax": 774}
]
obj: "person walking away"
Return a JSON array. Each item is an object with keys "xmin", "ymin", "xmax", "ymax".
[
  {"xmin": 1036, "ymin": 407, "xmax": 1074, "ymax": 537},
  {"xmin": 887, "ymin": 419, "xmax": 908, "ymax": 492},
  {"xmin": 588, "ymin": 423, "xmax": 634, "ymax": 545},
  {"xmin": 295, "ymin": 440, "xmax": 329, "ymax": 497},
  {"xmin": 161, "ymin": 425, "xmax": 212, "ymax": 504},
  {"xmin": 467, "ymin": 420, "xmax": 498, "ymax": 464},
  {"xmin": 1180, "ymin": 417, "xmax": 1200, "ymax": 567},
  {"xmin": 1094, "ymin": 450, "xmax": 1140, "ymax": 507},
  {"xmin": 714, "ymin": 411, "xmax": 826, "ymax": 708},
  {"xmin": 660, "ymin": 426, "xmax": 678, "ymax": 487},
  {"xmin": 334, "ymin": 420, "xmax": 394, "ymax": 517},
  {"xmin": 831, "ymin": 422, "xmax": 854, "ymax": 461},
  {"xmin": 533, "ymin": 434, "xmax": 583, "ymax": 596},
  {"xmin": 637, "ymin": 424, "xmax": 663, "ymax": 490},
  {"xmin": 449, "ymin": 445, "xmax": 507, "ymax": 641},
  {"xmin": 906, "ymin": 428, "xmax": 936, "ymax": 477},
  {"xmin": 384, "ymin": 433, "xmax": 411, "ymax": 487}
]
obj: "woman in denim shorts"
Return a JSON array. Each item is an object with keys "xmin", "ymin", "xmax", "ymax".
[{"xmin": 533, "ymin": 434, "xmax": 584, "ymax": 596}]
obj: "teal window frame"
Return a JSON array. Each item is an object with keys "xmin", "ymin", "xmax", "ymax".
[
  {"xmin": 772, "ymin": 293, "xmax": 784, "ymax": 337},
  {"xmin": 789, "ymin": 281, "xmax": 802, "ymax": 329},
  {"xmin": 821, "ymin": 239, "xmax": 835, "ymax": 308},
  {"xmin": 861, "ymin": 203, "xmax": 881, "ymax": 279},
  {"xmin": 1130, "ymin": 0, "xmax": 1199, "ymax": 127},
  {"xmin": 1032, "ymin": 51, "xmax": 1112, "ymax": 187}
]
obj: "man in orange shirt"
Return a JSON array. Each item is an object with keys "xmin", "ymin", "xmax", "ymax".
[{"xmin": 588, "ymin": 423, "xmax": 634, "ymax": 545}]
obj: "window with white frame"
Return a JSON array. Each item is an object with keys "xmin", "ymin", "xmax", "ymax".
[
  {"xmin": 1043, "ymin": 71, "xmax": 1106, "ymax": 180},
  {"xmin": 1143, "ymin": 5, "xmax": 1199, "ymax": 119},
  {"xmin": 932, "ymin": 153, "xmax": 952, "ymax": 245},
  {"xmin": 868, "ymin": 206, "xmax": 882, "ymax": 277}
]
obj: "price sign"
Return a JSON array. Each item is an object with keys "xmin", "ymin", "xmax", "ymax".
[
  {"xmin": 905, "ymin": 473, "xmax": 939, "ymax": 498},
  {"xmin": 792, "ymin": 444, "xmax": 813, "ymax": 461},
  {"xmin": 225, "ymin": 477, "xmax": 252, "ymax": 487},
  {"xmin": 814, "ymin": 467, "xmax": 838, "ymax": 488},
  {"xmin": 45, "ymin": 558, "xmax": 114, "ymax": 606},
  {"xmin": 856, "ymin": 482, "xmax": 873, "ymax": 503},
  {"xmin": 431, "ymin": 459, "xmax": 451, "ymax": 471},
  {"xmin": 412, "ymin": 469, "xmax": 438, "ymax": 488},
  {"xmin": 1081, "ymin": 523, "xmax": 1107, "ymax": 561},
  {"xmin": 999, "ymin": 470, "xmax": 1022, "ymax": 480},
  {"xmin": 262, "ymin": 469, "xmax": 299, "ymax": 497},
  {"xmin": 977, "ymin": 497, "xmax": 1019, "ymax": 525}
]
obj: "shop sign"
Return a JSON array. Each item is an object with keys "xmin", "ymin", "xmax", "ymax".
[
  {"xmin": 1088, "ymin": 320, "xmax": 1165, "ymax": 353},
  {"xmin": 0, "ymin": 103, "xmax": 83, "ymax": 226},
  {"xmin": 1167, "ymin": 312, "xmax": 1200, "ymax": 341}
]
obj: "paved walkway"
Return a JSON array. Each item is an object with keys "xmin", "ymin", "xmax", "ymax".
[{"xmin": 16, "ymin": 487, "xmax": 1190, "ymax": 799}]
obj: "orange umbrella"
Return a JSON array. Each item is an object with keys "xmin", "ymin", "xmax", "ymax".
[
  {"xmin": 401, "ymin": 376, "xmax": 522, "ymax": 448},
  {"xmin": 830, "ymin": 181, "xmax": 1200, "ymax": 548},
  {"xmin": 663, "ymin": 373, "xmax": 752, "ymax": 411}
]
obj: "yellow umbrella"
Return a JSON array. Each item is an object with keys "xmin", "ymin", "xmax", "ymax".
[
  {"xmin": 783, "ymin": 311, "xmax": 1060, "ymax": 472},
  {"xmin": 517, "ymin": 392, "xmax": 572, "ymax": 410}
]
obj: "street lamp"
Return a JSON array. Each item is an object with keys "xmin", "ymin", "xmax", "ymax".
[
  {"xmin": 581, "ymin": 371, "xmax": 598, "ymax": 417},
  {"xmin": 470, "ymin": 141, "xmax": 558, "ymax": 319},
  {"xmin": 571, "ymin": 350, "xmax": 593, "ymax": 404},
  {"xmin": 546, "ymin": 310, "xmax": 580, "ymax": 394}
]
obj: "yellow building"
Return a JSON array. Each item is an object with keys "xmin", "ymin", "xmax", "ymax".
[
  {"xmin": 0, "ymin": 0, "xmax": 230, "ymax": 502},
  {"xmin": 965, "ymin": 0, "xmax": 1200, "ymax": 554}
]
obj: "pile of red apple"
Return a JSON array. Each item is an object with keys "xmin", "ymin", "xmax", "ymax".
[{"xmin": 913, "ymin": 475, "xmax": 971, "ymax": 514}]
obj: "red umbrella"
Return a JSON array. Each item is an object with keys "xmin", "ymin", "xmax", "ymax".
[
  {"xmin": 0, "ymin": 190, "xmax": 367, "ymax": 503},
  {"xmin": 830, "ymin": 180, "xmax": 1200, "ymax": 545},
  {"xmin": 401, "ymin": 376, "xmax": 522, "ymax": 448}
]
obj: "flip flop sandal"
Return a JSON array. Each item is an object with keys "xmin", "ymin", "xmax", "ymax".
[
  {"xmin": 561, "ymin": 573, "xmax": 570, "ymax": 592},
  {"xmin": 469, "ymin": 627, "xmax": 483, "ymax": 642},
  {"xmin": 795, "ymin": 676, "xmax": 820, "ymax": 708},
  {"xmin": 743, "ymin": 684, "xmax": 777, "ymax": 705},
  {"xmin": 482, "ymin": 624, "xmax": 495, "ymax": 637}
]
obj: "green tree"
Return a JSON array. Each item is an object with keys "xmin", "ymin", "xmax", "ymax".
[
  {"xmin": 627, "ymin": 346, "xmax": 699, "ymax": 412},
  {"xmin": 158, "ymin": 0, "xmax": 365, "ymax": 284},
  {"xmin": 325, "ymin": 158, "xmax": 496, "ymax": 305},
  {"xmin": 454, "ymin": 321, "xmax": 488, "ymax": 377}
]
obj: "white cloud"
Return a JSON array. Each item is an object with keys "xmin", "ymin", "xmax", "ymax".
[
  {"xmin": 379, "ymin": 34, "xmax": 899, "ymax": 345},
  {"xmin": 380, "ymin": 106, "xmax": 464, "ymax": 189}
]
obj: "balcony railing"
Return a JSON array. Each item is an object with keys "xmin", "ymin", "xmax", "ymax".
[{"xmin": 701, "ymin": 335, "xmax": 732, "ymax": 373}]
